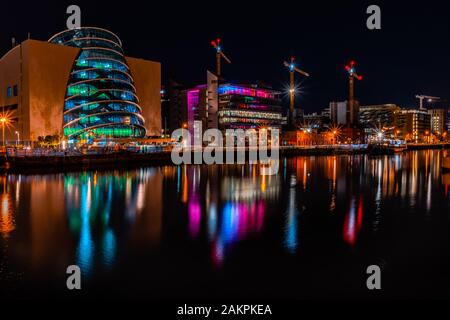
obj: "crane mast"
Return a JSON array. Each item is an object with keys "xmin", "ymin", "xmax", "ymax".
[{"xmin": 283, "ymin": 57, "xmax": 310, "ymax": 128}]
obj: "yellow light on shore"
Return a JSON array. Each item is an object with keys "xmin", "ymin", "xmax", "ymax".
[{"xmin": 0, "ymin": 111, "xmax": 13, "ymax": 147}]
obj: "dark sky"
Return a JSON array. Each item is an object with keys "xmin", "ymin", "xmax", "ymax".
[{"xmin": 2, "ymin": 1, "xmax": 450, "ymax": 113}]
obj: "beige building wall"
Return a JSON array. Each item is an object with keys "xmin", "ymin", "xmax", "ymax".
[
  {"xmin": 126, "ymin": 57, "xmax": 161, "ymax": 136},
  {"xmin": 0, "ymin": 40, "xmax": 79, "ymax": 142},
  {"xmin": 0, "ymin": 45, "xmax": 21, "ymax": 141},
  {"xmin": 23, "ymin": 40, "xmax": 80, "ymax": 141}
]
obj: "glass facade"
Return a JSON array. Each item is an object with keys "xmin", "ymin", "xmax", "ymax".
[
  {"xmin": 49, "ymin": 27, "xmax": 146, "ymax": 141},
  {"xmin": 218, "ymin": 84, "xmax": 286, "ymax": 130}
]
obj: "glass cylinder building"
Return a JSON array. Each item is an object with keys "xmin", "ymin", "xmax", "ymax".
[{"xmin": 49, "ymin": 27, "xmax": 146, "ymax": 141}]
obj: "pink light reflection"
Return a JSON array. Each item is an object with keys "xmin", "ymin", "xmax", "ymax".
[{"xmin": 343, "ymin": 197, "xmax": 363, "ymax": 246}]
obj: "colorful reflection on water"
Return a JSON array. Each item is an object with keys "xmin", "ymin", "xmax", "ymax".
[{"xmin": 0, "ymin": 150, "xmax": 449, "ymax": 297}]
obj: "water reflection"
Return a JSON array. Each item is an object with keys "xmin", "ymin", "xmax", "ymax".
[
  {"xmin": 285, "ymin": 174, "xmax": 299, "ymax": 253},
  {"xmin": 343, "ymin": 196, "xmax": 363, "ymax": 246},
  {"xmin": 64, "ymin": 169, "xmax": 161, "ymax": 275},
  {"xmin": 0, "ymin": 180, "xmax": 15, "ymax": 239},
  {"xmin": 0, "ymin": 150, "xmax": 449, "ymax": 287},
  {"xmin": 176, "ymin": 165, "xmax": 275, "ymax": 266}
]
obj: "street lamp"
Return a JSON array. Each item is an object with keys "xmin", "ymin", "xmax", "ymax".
[
  {"xmin": 15, "ymin": 131, "xmax": 19, "ymax": 146},
  {"xmin": 377, "ymin": 131, "xmax": 384, "ymax": 141},
  {"xmin": 0, "ymin": 117, "xmax": 7, "ymax": 147}
]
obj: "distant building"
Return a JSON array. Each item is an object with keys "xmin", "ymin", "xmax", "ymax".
[
  {"xmin": 359, "ymin": 104, "xmax": 401, "ymax": 129},
  {"xmin": 161, "ymin": 81, "xmax": 187, "ymax": 135},
  {"xmin": 293, "ymin": 108, "xmax": 304, "ymax": 127},
  {"xmin": 329, "ymin": 101, "xmax": 347, "ymax": 125},
  {"xmin": 329, "ymin": 100, "xmax": 359, "ymax": 126},
  {"xmin": 186, "ymin": 85, "xmax": 209, "ymax": 135},
  {"xmin": 428, "ymin": 108, "xmax": 447, "ymax": 135},
  {"xmin": 166, "ymin": 81, "xmax": 286, "ymax": 136},
  {"xmin": 321, "ymin": 106, "xmax": 331, "ymax": 119},
  {"xmin": 400, "ymin": 109, "xmax": 431, "ymax": 142},
  {"xmin": 447, "ymin": 109, "xmax": 450, "ymax": 132},
  {"xmin": 303, "ymin": 112, "xmax": 331, "ymax": 129},
  {"xmin": 359, "ymin": 104, "xmax": 404, "ymax": 139},
  {"xmin": 217, "ymin": 84, "xmax": 286, "ymax": 131}
]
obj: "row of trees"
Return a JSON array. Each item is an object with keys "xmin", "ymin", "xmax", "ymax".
[{"xmin": 35, "ymin": 135, "xmax": 61, "ymax": 148}]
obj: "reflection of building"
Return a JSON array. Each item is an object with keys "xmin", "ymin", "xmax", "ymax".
[
  {"xmin": 0, "ymin": 27, "xmax": 161, "ymax": 143},
  {"xmin": 400, "ymin": 109, "xmax": 431, "ymax": 142},
  {"xmin": 428, "ymin": 109, "xmax": 447, "ymax": 135},
  {"xmin": 65, "ymin": 169, "xmax": 161, "ymax": 274}
]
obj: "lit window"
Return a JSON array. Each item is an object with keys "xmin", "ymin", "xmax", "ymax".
[{"xmin": 6, "ymin": 86, "xmax": 12, "ymax": 98}]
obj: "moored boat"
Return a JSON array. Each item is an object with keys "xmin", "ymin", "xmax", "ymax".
[{"xmin": 368, "ymin": 142, "xmax": 407, "ymax": 155}]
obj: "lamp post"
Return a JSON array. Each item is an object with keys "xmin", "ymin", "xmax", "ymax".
[
  {"xmin": 15, "ymin": 131, "xmax": 19, "ymax": 146},
  {"xmin": 0, "ymin": 117, "xmax": 6, "ymax": 147}
]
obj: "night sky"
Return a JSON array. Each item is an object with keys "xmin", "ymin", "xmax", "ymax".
[{"xmin": 2, "ymin": 1, "xmax": 450, "ymax": 113}]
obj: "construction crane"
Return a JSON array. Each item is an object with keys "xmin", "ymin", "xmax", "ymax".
[
  {"xmin": 345, "ymin": 60, "xmax": 363, "ymax": 127},
  {"xmin": 283, "ymin": 57, "xmax": 310, "ymax": 128},
  {"xmin": 210, "ymin": 38, "xmax": 231, "ymax": 77},
  {"xmin": 415, "ymin": 95, "xmax": 440, "ymax": 110}
]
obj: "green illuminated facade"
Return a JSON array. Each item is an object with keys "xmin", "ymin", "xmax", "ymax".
[{"xmin": 49, "ymin": 27, "xmax": 146, "ymax": 141}]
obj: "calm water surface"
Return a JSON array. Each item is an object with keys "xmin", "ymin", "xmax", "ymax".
[{"xmin": 1, "ymin": 150, "xmax": 450, "ymax": 299}]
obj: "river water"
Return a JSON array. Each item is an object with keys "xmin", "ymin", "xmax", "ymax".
[{"xmin": 1, "ymin": 150, "xmax": 450, "ymax": 299}]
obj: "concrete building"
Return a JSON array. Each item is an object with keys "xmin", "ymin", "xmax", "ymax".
[
  {"xmin": 330, "ymin": 101, "xmax": 347, "ymax": 125},
  {"xmin": 428, "ymin": 108, "xmax": 447, "ymax": 135},
  {"xmin": 359, "ymin": 104, "xmax": 401, "ymax": 129},
  {"xmin": 400, "ymin": 109, "xmax": 431, "ymax": 142},
  {"xmin": 329, "ymin": 100, "xmax": 359, "ymax": 127},
  {"xmin": 0, "ymin": 27, "xmax": 161, "ymax": 144}
]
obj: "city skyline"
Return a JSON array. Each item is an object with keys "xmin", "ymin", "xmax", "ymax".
[
  {"xmin": 2, "ymin": 1, "xmax": 450, "ymax": 309},
  {"xmin": 2, "ymin": 1, "xmax": 450, "ymax": 113}
]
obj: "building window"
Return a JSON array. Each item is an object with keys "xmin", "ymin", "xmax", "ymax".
[
  {"xmin": 13, "ymin": 85, "xmax": 18, "ymax": 96},
  {"xmin": 7, "ymin": 86, "xmax": 12, "ymax": 98}
]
